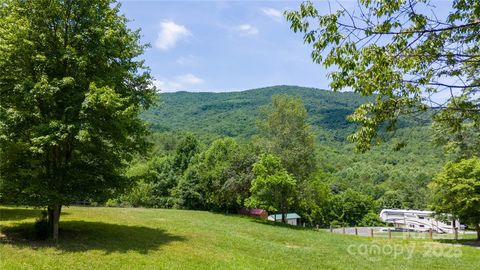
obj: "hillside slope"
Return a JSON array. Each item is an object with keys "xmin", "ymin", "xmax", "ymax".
[
  {"xmin": 143, "ymin": 85, "xmax": 377, "ymax": 141},
  {"xmin": 1, "ymin": 206, "xmax": 478, "ymax": 269}
]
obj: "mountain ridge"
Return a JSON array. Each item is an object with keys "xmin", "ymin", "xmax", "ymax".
[{"xmin": 143, "ymin": 85, "xmax": 376, "ymax": 140}]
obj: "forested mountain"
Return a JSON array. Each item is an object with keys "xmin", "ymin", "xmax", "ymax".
[
  {"xmin": 144, "ymin": 85, "xmax": 428, "ymax": 142},
  {"xmin": 142, "ymin": 85, "xmax": 446, "ymax": 210},
  {"xmin": 143, "ymin": 85, "xmax": 375, "ymax": 141}
]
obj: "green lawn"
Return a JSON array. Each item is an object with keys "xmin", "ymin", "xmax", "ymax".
[{"xmin": 0, "ymin": 206, "xmax": 479, "ymax": 269}]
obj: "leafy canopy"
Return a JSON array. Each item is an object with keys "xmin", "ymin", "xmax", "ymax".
[
  {"xmin": 0, "ymin": 0, "xmax": 155, "ymax": 207},
  {"xmin": 258, "ymin": 94, "xmax": 316, "ymax": 180},
  {"xmin": 429, "ymin": 157, "xmax": 480, "ymax": 231},
  {"xmin": 247, "ymin": 154, "xmax": 297, "ymax": 216},
  {"xmin": 286, "ymin": 0, "xmax": 480, "ymax": 152},
  {"xmin": 197, "ymin": 138, "xmax": 256, "ymax": 211}
]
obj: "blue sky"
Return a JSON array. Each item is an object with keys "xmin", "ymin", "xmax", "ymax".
[
  {"xmin": 118, "ymin": 0, "xmax": 453, "ymax": 94},
  {"xmin": 118, "ymin": 0, "xmax": 338, "ymax": 92}
]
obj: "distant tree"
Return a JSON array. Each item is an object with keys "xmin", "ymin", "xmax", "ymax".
[
  {"xmin": 149, "ymin": 131, "xmax": 185, "ymax": 154},
  {"xmin": 116, "ymin": 179, "xmax": 157, "ymax": 208},
  {"xmin": 429, "ymin": 157, "xmax": 480, "ymax": 239},
  {"xmin": 173, "ymin": 165, "xmax": 206, "ymax": 210},
  {"xmin": 118, "ymin": 161, "xmax": 158, "ymax": 207},
  {"xmin": 433, "ymin": 120, "xmax": 480, "ymax": 160},
  {"xmin": 359, "ymin": 211, "xmax": 384, "ymax": 227},
  {"xmin": 400, "ymin": 175, "xmax": 430, "ymax": 209},
  {"xmin": 378, "ymin": 191, "xmax": 404, "ymax": 209},
  {"xmin": 0, "ymin": 0, "xmax": 154, "ymax": 240},
  {"xmin": 258, "ymin": 95, "xmax": 316, "ymax": 180},
  {"xmin": 329, "ymin": 189, "xmax": 375, "ymax": 227},
  {"xmin": 198, "ymin": 138, "xmax": 239, "ymax": 210},
  {"xmin": 147, "ymin": 157, "xmax": 179, "ymax": 208},
  {"xmin": 298, "ymin": 172, "xmax": 332, "ymax": 226},
  {"xmin": 197, "ymin": 138, "xmax": 256, "ymax": 211},
  {"xmin": 286, "ymin": 1, "xmax": 480, "ymax": 151},
  {"xmin": 247, "ymin": 154, "xmax": 297, "ymax": 223},
  {"xmin": 220, "ymin": 145, "xmax": 257, "ymax": 208},
  {"xmin": 173, "ymin": 134, "xmax": 201, "ymax": 174},
  {"xmin": 119, "ymin": 156, "xmax": 178, "ymax": 208}
]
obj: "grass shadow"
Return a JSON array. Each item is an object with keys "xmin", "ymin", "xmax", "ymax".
[
  {"xmin": 0, "ymin": 207, "xmax": 70, "ymax": 221},
  {"xmin": 0, "ymin": 208, "xmax": 42, "ymax": 221},
  {"xmin": 437, "ymin": 238, "xmax": 480, "ymax": 248},
  {"xmin": 0, "ymin": 220, "xmax": 185, "ymax": 254}
]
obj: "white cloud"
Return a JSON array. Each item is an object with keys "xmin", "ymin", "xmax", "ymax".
[
  {"xmin": 155, "ymin": 20, "xmax": 191, "ymax": 51},
  {"xmin": 176, "ymin": 54, "xmax": 198, "ymax": 66},
  {"xmin": 261, "ymin": 8, "xmax": 283, "ymax": 21},
  {"xmin": 177, "ymin": 74, "xmax": 204, "ymax": 85},
  {"xmin": 153, "ymin": 74, "xmax": 205, "ymax": 92},
  {"xmin": 234, "ymin": 24, "xmax": 259, "ymax": 36}
]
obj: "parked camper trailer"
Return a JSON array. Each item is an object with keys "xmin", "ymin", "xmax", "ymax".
[{"xmin": 379, "ymin": 209, "xmax": 463, "ymax": 234}]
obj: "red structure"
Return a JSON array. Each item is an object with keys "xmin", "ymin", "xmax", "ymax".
[{"xmin": 238, "ymin": 208, "xmax": 268, "ymax": 219}]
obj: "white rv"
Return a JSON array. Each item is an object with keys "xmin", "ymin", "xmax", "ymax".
[{"xmin": 379, "ymin": 209, "xmax": 463, "ymax": 234}]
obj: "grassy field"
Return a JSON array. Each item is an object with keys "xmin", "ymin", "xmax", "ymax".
[{"xmin": 0, "ymin": 206, "xmax": 479, "ymax": 269}]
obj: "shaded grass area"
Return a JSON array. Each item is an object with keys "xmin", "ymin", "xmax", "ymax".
[
  {"xmin": 2, "ymin": 220, "xmax": 184, "ymax": 254},
  {"xmin": 438, "ymin": 238, "xmax": 480, "ymax": 248},
  {"xmin": 0, "ymin": 208, "xmax": 43, "ymax": 221},
  {"xmin": 0, "ymin": 206, "xmax": 479, "ymax": 269}
]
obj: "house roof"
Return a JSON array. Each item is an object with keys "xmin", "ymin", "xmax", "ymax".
[
  {"xmin": 268, "ymin": 213, "xmax": 301, "ymax": 220},
  {"xmin": 249, "ymin": 209, "xmax": 267, "ymax": 215},
  {"xmin": 238, "ymin": 208, "xmax": 267, "ymax": 216}
]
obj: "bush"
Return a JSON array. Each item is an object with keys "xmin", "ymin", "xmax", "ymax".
[
  {"xmin": 359, "ymin": 211, "xmax": 384, "ymax": 227},
  {"xmin": 329, "ymin": 220, "xmax": 344, "ymax": 228},
  {"xmin": 116, "ymin": 180, "xmax": 158, "ymax": 207},
  {"xmin": 34, "ymin": 210, "xmax": 49, "ymax": 240}
]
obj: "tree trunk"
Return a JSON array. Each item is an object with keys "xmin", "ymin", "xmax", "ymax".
[
  {"xmin": 48, "ymin": 205, "xmax": 62, "ymax": 241},
  {"xmin": 47, "ymin": 206, "xmax": 54, "ymax": 230},
  {"xmin": 476, "ymin": 224, "xmax": 480, "ymax": 240}
]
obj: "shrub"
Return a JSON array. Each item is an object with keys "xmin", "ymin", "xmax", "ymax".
[{"xmin": 359, "ymin": 211, "xmax": 384, "ymax": 227}]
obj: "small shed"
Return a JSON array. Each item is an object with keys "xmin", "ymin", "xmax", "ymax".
[{"xmin": 268, "ymin": 213, "xmax": 301, "ymax": 226}]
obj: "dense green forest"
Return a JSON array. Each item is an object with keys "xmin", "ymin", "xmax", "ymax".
[
  {"xmin": 143, "ymin": 85, "xmax": 375, "ymax": 140},
  {"xmin": 147, "ymin": 85, "xmax": 444, "ymax": 204},
  {"xmin": 109, "ymin": 86, "xmax": 447, "ymax": 227}
]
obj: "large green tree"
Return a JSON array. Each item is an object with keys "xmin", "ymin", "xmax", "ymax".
[
  {"xmin": 286, "ymin": 0, "xmax": 480, "ymax": 152},
  {"xmin": 0, "ymin": 0, "xmax": 155, "ymax": 240},
  {"xmin": 429, "ymin": 157, "xmax": 480, "ymax": 239},
  {"xmin": 247, "ymin": 154, "xmax": 297, "ymax": 223},
  {"xmin": 258, "ymin": 95, "xmax": 316, "ymax": 180}
]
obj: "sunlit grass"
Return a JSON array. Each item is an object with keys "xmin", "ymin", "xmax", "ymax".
[{"xmin": 0, "ymin": 206, "xmax": 479, "ymax": 269}]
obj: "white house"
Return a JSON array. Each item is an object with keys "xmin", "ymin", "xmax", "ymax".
[
  {"xmin": 268, "ymin": 213, "xmax": 301, "ymax": 226},
  {"xmin": 379, "ymin": 209, "xmax": 463, "ymax": 233}
]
